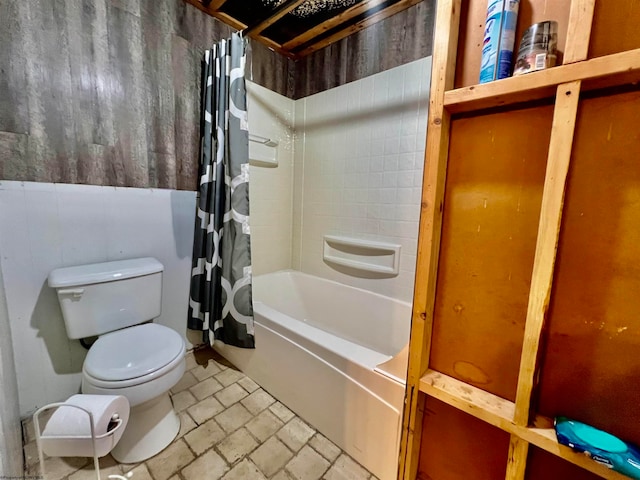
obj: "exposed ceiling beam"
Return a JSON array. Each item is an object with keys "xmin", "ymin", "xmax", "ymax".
[
  {"xmin": 244, "ymin": 0, "xmax": 308, "ymax": 37},
  {"xmin": 211, "ymin": 10, "xmax": 247, "ymax": 30},
  {"xmin": 282, "ymin": 0, "xmax": 387, "ymax": 51},
  {"xmin": 207, "ymin": 0, "xmax": 229, "ymax": 9},
  {"xmin": 294, "ymin": 0, "xmax": 423, "ymax": 57}
]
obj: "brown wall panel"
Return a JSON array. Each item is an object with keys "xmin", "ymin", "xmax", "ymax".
[
  {"xmin": 537, "ymin": 88, "xmax": 640, "ymax": 446},
  {"xmin": 589, "ymin": 0, "xmax": 640, "ymax": 59},
  {"xmin": 430, "ymin": 104, "xmax": 553, "ymax": 401},
  {"xmin": 292, "ymin": 0, "xmax": 435, "ymax": 99},
  {"xmin": 455, "ymin": 0, "xmax": 571, "ymax": 88},
  {"xmin": 525, "ymin": 447, "xmax": 602, "ymax": 480},
  {"xmin": 418, "ymin": 396, "xmax": 510, "ymax": 480},
  {"xmin": 0, "ymin": 0, "xmax": 289, "ymax": 190}
]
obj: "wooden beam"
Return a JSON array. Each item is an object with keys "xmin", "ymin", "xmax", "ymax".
[
  {"xmin": 244, "ymin": 0, "xmax": 307, "ymax": 37},
  {"xmin": 443, "ymin": 47, "xmax": 640, "ymax": 113},
  {"xmin": 398, "ymin": 1, "xmax": 461, "ymax": 479},
  {"xmin": 210, "ymin": 10, "xmax": 246, "ymax": 30},
  {"xmin": 505, "ymin": 435, "xmax": 529, "ymax": 480},
  {"xmin": 419, "ymin": 370, "xmax": 630, "ymax": 480},
  {"xmin": 513, "ymin": 80, "xmax": 582, "ymax": 427},
  {"xmin": 294, "ymin": 0, "xmax": 423, "ymax": 57},
  {"xmin": 563, "ymin": 0, "xmax": 596, "ymax": 64},
  {"xmin": 282, "ymin": 0, "xmax": 388, "ymax": 51},
  {"xmin": 207, "ymin": 0, "xmax": 228, "ymax": 9}
]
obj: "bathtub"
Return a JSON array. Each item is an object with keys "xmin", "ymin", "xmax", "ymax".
[{"xmin": 214, "ymin": 270, "xmax": 410, "ymax": 480}]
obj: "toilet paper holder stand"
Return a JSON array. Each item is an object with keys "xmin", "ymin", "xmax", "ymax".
[{"xmin": 33, "ymin": 402, "xmax": 125, "ymax": 480}]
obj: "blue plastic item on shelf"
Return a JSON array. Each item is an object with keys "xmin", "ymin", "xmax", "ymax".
[{"xmin": 555, "ymin": 417, "xmax": 640, "ymax": 479}]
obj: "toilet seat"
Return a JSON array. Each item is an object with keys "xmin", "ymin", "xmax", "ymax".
[{"xmin": 83, "ymin": 323, "xmax": 185, "ymax": 389}]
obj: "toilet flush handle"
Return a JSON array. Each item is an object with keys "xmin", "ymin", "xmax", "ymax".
[{"xmin": 57, "ymin": 288, "xmax": 85, "ymax": 299}]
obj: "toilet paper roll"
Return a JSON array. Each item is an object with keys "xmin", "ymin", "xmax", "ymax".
[{"xmin": 40, "ymin": 394, "xmax": 130, "ymax": 458}]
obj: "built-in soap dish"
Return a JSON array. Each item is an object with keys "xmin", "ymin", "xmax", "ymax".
[
  {"xmin": 323, "ymin": 235, "xmax": 401, "ymax": 276},
  {"xmin": 249, "ymin": 133, "xmax": 278, "ymax": 167}
]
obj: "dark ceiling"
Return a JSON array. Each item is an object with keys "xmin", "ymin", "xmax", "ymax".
[{"xmin": 183, "ymin": 0, "xmax": 423, "ymax": 58}]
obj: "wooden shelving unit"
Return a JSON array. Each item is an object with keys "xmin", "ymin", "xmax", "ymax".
[{"xmin": 399, "ymin": 0, "xmax": 640, "ymax": 479}]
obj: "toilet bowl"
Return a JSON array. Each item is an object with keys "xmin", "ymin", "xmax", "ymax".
[
  {"xmin": 82, "ymin": 323, "xmax": 186, "ymax": 463},
  {"xmin": 48, "ymin": 258, "xmax": 186, "ymax": 463}
]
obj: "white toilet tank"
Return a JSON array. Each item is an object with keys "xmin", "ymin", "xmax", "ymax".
[{"xmin": 48, "ymin": 258, "xmax": 164, "ymax": 339}]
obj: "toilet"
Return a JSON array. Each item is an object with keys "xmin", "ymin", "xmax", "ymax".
[{"xmin": 48, "ymin": 257, "xmax": 186, "ymax": 464}]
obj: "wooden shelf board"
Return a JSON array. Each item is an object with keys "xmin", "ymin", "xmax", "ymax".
[
  {"xmin": 419, "ymin": 370, "xmax": 632, "ymax": 480},
  {"xmin": 444, "ymin": 48, "xmax": 640, "ymax": 113}
]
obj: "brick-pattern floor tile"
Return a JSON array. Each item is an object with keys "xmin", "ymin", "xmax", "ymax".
[
  {"xmin": 237, "ymin": 376, "xmax": 259, "ymax": 393},
  {"xmin": 245, "ymin": 409, "xmax": 284, "ymax": 442},
  {"xmin": 188, "ymin": 396, "xmax": 225, "ymax": 425},
  {"xmin": 217, "ymin": 427, "xmax": 259, "ymax": 464},
  {"xmin": 269, "ymin": 401, "xmax": 295, "ymax": 422},
  {"xmin": 38, "ymin": 457, "xmax": 89, "ymax": 480},
  {"xmin": 21, "ymin": 350, "xmax": 376, "ymax": 480},
  {"xmin": 67, "ymin": 455, "xmax": 123, "ymax": 480},
  {"xmin": 171, "ymin": 371, "xmax": 198, "ymax": 394},
  {"xmin": 184, "ymin": 418, "xmax": 227, "ymax": 455},
  {"xmin": 181, "ymin": 450, "xmax": 229, "ymax": 480},
  {"xmin": 191, "ymin": 361, "xmax": 224, "ymax": 381},
  {"xmin": 215, "ymin": 367, "xmax": 245, "ymax": 386},
  {"xmin": 286, "ymin": 445, "xmax": 330, "ymax": 480},
  {"xmin": 250, "ymin": 437, "xmax": 294, "ymax": 477},
  {"xmin": 277, "ymin": 417, "xmax": 316, "ymax": 452},
  {"xmin": 215, "ymin": 383, "xmax": 249, "ymax": 407},
  {"xmin": 309, "ymin": 433, "xmax": 341, "ymax": 462},
  {"xmin": 190, "ymin": 376, "xmax": 224, "ymax": 400},
  {"xmin": 215, "ymin": 403, "xmax": 253, "ymax": 433},
  {"xmin": 272, "ymin": 471, "xmax": 295, "ymax": 480},
  {"xmin": 241, "ymin": 388, "xmax": 275, "ymax": 415},
  {"xmin": 121, "ymin": 463, "xmax": 153, "ymax": 480},
  {"xmin": 177, "ymin": 411, "xmax": 197, "ymax": 438},
  {"xmin": 221, "ymin": 458, "xmax": 267, "ymax": 480},
  {"xmin": 323, "ymin": 454, "xmax": 371, "ymax": 480},
  {"xmin": 147, "ymin": 440, "xmax": 194, "ymax": 480},
  {"xmin": 171, "ymin": 389, "xmax": 197, "ymax": 412},
  {"xmin": 184, "ymin": 352, "xmax": 199, "ymax": 371}
]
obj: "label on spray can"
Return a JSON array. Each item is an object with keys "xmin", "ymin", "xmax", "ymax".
[
  {"xmin": 479, "ymin": 0, "xmax": 504, "ymax": 84},
  {"xmin": 479, "ymin": 0, "xmax": 520, "ymax": 83},
  {"xmin": 497, "ymin": 0, "xmax": 520, "ymax": 79}
]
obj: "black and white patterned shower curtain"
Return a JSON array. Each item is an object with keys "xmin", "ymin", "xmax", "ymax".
[{"xmin": 188, "ymin": 33, "xmax": 255, "ymax": 349}]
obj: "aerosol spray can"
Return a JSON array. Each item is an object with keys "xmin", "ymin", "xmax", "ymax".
[{"xmin": 479, "ymin": 0, "xmax": 520, "ymax": 83}]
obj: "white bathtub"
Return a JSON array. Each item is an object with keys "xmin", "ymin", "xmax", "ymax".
[{"xmin": 214, "ymin": 270, "xmax": 410, "ymax": 480}]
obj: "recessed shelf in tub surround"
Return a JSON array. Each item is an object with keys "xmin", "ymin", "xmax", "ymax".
[
  {"xmin": 249, "ymin": 133, "xmax": 278, "ymax": 167},
  {"xmin": 323, "ymin": 235, "xmax": 401, "ymax": 276}
]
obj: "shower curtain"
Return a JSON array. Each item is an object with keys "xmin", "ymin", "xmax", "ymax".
[{"xmin": 188, "ymin": 33, "xmax": 255, "ymax": 349}]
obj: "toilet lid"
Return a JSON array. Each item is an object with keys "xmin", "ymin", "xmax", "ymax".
[{"xmin": 84, "ymin": 323, "xmax": 184, "ymax": 381}]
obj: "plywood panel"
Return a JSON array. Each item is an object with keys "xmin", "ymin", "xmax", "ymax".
[
  {"xmin": 455, "ymin": 0, "xmax": 571, "ymax": 88},
  {"xmin": 430, "ymin": 104, "xmax": 553, "ymax": 401},
  {"xmin": 537, "ymin": 88, "xmax": 640, "ymax": 446},
  {"xmin": 417, "ymin": 396, "xmax": 511, "ymax": 480},
  {"xmin": 589, "ymin": 0, "xmax": 640, "ymax": 59},
  {"xmin": 525, "ymin": 447, "xmax": 602, "ymax": 480}
]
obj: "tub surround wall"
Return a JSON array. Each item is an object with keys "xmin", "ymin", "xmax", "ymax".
[
  {"xmin": 247, "ymin": 82, "xmax": 296, "ymax": 276},
  {"xmin": 0, "ymin": 266, "xmax": 23, "ymax": 476},
  {"xmin": 0, "ymin": 0, "xmax": 289, "ymax": 190},
  {"xmin": 293, "ymin": 57, "xmax": 432, "ymax": 302},
  {"xmin": 0, "ymin": 182, "xmax": 196, "ymax": 415}
]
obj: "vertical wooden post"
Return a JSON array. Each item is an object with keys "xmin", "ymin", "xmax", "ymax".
[
  {"xmin": 398, "ymin": 0, "xmax": 461, "ymax": 478},
  {"xmin": 513, "ymin": 0, "xmax": 596, "ymax": 429},
  {"xmin": 513, "ymin": 79, "xmax": 582, "ymax": 428},
  {"xmin": 505, "ymin": 435, "xmax": 530, "ymax": 480},
  {"xmin": 563, "ymin": 0, "xmax": 596, "ymax": 64}
]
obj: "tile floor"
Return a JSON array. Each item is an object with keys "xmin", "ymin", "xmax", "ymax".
[{"xmin": 23, "ymin": 348, "xmax": 378, "ymax": 480}]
